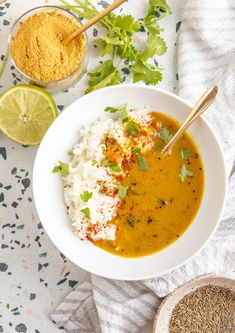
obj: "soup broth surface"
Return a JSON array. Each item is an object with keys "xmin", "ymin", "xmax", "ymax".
[{"xmin": 95, "ymin": 112, "xmax": 204, "ymax": 257}]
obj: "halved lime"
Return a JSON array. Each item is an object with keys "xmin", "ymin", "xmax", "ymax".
[{"xmin": 0, "ymin": 84, "xmax": 57, "ymax": 145}]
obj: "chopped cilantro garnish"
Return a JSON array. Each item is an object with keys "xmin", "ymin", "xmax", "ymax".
[
  {"xmin": 118, "ymin": 184, "xmax": 128, "ymax": 201},
  {"xmin": 109, "ymin": 164, "xmax": 121, "ymax": 173},
  {"xmin": 126, "ymin": 217, "xmax": 134, "ymax": 228},
  {"xmin": 81, "ymin": 207, "xmax": 91, "ymax": 219},
  {"xmin": 137, "ymin": 156, "xmax": 149, "ymax": 172},
  {"xmin": 105, "ymin": 104, "xmax": 128, "ymax": 122},
  {"xmin": 179, "ymin": 165, "xmax": 194, "ymax": 182},
  {"xmin": 180, "ymin": 148, "xmax": 191, "ymax": 160},
  {"xmin": 125, "ymin": 120, "xmax": 139, "ymax": 136},
  {"xmin": 100, "ymin": 159, "xmax": 109, "ymax": 166},
  {"xmin": 91, "ymin": 159, "xmax": 98, "ymax": 166},
  {"xmin": 52, "ymin": 161, "xmax": 69, "ymax": 177},
  {"xmin": 132, "ymin": 147, "xmax": 141, "ymax": 154},
  {"xmin": 68, "ymin": 150, "xmax": 74, "ymax": 156},
  {"xmin": 80, "ymin": 191, "xmax": 93, "ymax": 203},
  {"xmin": 159, "ymin": 127, "xmax": 173, "ymax": 144}
]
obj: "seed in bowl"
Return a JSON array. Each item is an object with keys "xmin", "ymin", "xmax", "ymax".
[
  {"xmin": 53, "ymin": 105, "xmax": 204, "ymax": 258},
  {"xmin": 169, "ymin": 285, "xmax": 235, "ymax": 333}
]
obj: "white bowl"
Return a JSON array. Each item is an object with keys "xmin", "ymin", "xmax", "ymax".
[
  {"xmin": 153, "ymin": 274, "xmax": 235, "ymax": 332},
  {"xmin": 33, "ymin": 84, "xmax": 227, "ymax": 280}
]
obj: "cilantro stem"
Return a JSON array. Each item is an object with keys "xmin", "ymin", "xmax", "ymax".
[{"xmin": 0, "ymin": 48, "xmax": 8, "ymax": 79}]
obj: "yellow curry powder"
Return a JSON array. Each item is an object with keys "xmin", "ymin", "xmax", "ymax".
[{"xmin": 11, "ymin": 11, "xmax": 86, "ymax": 81}]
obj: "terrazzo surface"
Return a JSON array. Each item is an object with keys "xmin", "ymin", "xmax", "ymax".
[{"xmin": 0, "ymin": 0, "xmax": 186, "ymax": 331}]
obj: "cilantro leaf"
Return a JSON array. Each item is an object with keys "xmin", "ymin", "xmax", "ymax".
[
  {"xmin": 159, "ymin": 127, "xmax": 173, "ymax": 143},
  {"xmin": 100, "ymin": 158, "xmax": 109, "ymax": 166},
  {"xmin": 105, "ymin": 104, "xmax": 128, "ymax": 122},
  {"xmin": 126, "ymin": 217, "xmax": 134, "ymax": 228},
  {"xmin": 81, "ymin": 207, "xmax": 91, "ymax": 219},
  {"xmin": 91, "ymin": 159, "xmax": 97, "ymax": 166},
  {"xmin": 52, "ymin": 161, "xmax": 69, "ymax": 177},
  {"xmin": 131, "ymin": 59, "xmax": 163, "ymax": 85},
  {"xmin": 118, "ymin": 184, "xmax": 128, "ymax": 200},
  {"xmin": 137, "ymin": 156, "xmax": 149, "ymax": 171},
  {"xmin": 80, "ymin": 191, "xmax": 93, "ymax": 202},
  {"xmin": 179, "ymin": 165, "xmax": 194, "ymax": 182},
  {"xmin": 141, "ymin": 35, "xmax": 167, "ymax": 61},
  {"xmin": 105, "ymin": 106, "xmax": 119, "ymax": 113},
  {"xmin": 180, "ymin": 148, "xmax": 192, "ymax": 160},
  {"xmin": 109, "ymin": 164, "xmax": 121, "ymax": 173},
  {"xmin": 124, "ymin": 119, "xmax": 139, "ymax": 136},
  {"xmin": 86, "ymin": 60, "xmax": 121, "ymax": 93},
  {"xmin": 113, "ymin": 15, "xmax": 140, "ymax": 33},
  {"xmin": 132, "ymin": 147, "xmax": 141, "ymax": 154},
  {"xmin": 144, "ymin": 0, "xmax": 171, "ymax": 35}
]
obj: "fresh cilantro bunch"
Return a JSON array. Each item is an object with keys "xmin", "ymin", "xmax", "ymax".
[{"xmin": 60, "ymin": 0, "xmax": 171, "ymax": 92}]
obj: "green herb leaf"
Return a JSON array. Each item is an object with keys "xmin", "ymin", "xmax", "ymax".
[
  {"xmin": 179, "ymin": 165, "xmax": 194, "ymax": 182},
  {"xmin": 109, "ymin": 164, "xmax": 121, "ymax": 173},
  {"xmin": 159, "ymin": 127, "xmax": 173, "ymax": 144},
  {"xmin": 105, "ymin": 104, "xmax": 128, "ymax": 122},
  {"xmin": 132, "ymin": 147, "xmax": 141, "ymax": 154},
  {"xmin": 52, "ymin": 161, "xmax": 69, "ymax": 177},
  {"xmin": 131, "ymin": 59, "xmax": 163, "ymax": 85},
  {"xmin": 86, "ymin": 60, "xmax": 121, "ymax": 93},
  {"xmin": 124, "ymin": 119, "xmax": 139, "ymax": 136},
  {"xmin": 118, "ymin": 184, "xmax": 128, "ymax": 200},
  {"xmin": 81, "ymin": 207, "xmax": 91, "ymax": 219},
  {"xmin": 137, "ymin": 156, "xmax": 149, "ymax": 171},
  {"xmin": 68, "ymin": 150, "xmax": 74, "ymax": 156},
  {"xmin": 105, "ymin": 106, "xmax": 119, "ymax": 113},
  {"xmin": 100, "ymin": 158, "xmax": 109, "ymax": 166},
  {"xmin": 180, "ymin": 148, "xmax": 192, "ymax": 160},
  {"xmin": 80, "ymin": 191, "xmax": 93, "ymax": 202},
  {"xmin": 141, "ymin": 35, "xmax": 167, "ymax": 61},
  {"xmin": 114, "ymin": 15, "xmax": 140, "ymax": 33},
  {"xmin": 91, "ymin": 159, "xmax": 98, "ymax": 166},
  {"xmin": 144, "ymin": 0, "xmax": 171, "ymax": 35},
  {"xmin": 126, "ymin": 217, "xmax": 134, "ymax": 228}
]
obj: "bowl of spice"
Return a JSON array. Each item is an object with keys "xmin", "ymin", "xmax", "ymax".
[
  {"xmin": 9, "ymin": 6, "xmax": 87, "ymax": 92},
  {"xmin": 153, "ymin": 274, "xmax": 235, "ymax": 333}
]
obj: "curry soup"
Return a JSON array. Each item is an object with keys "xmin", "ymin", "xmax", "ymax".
[{"xmin": 95, "ymin": 112, "xmax": 204, "ymax": 257}]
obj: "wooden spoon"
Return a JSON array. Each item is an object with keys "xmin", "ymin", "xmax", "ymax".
[
  {"xmin": 162, "ymin": 86, "xmax": 218, "ymax": 156},
  {"xmin": 63, "ymin": 0, "xmax": 127, "ymax": 45}
]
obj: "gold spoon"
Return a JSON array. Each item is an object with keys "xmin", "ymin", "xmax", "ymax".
[
  {"xmin": 63, "ymin": 0, "xmax": 127, "ymax": 45},
  {"xmin": 162, "ymin": 86, "xmax": 218, "ymax": 156}
]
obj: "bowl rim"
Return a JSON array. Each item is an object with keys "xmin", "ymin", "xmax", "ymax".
[
  {"xmin": 153, "ymin": 273, "xmax": 235, "ymax": 333},
  {"xmin": 33, "ymin": 84, "xmax": 228, "ymax": 280},
  {"xmin": 8, "ymin": 5, "xmax": 88, "ymax": 85}
]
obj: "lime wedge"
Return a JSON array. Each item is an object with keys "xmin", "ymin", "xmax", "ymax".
[{"xmin": 0, "ymin": 84, "xmax": 57, "ymax": 145}]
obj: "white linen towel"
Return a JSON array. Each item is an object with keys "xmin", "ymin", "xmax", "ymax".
[{"xmin": 51, "ymin": 1, "xmax": 235, "ymax": 332}]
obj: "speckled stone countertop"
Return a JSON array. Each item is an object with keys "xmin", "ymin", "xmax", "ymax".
[{"xmin": 0, "ymin": 1, "xmax": 185, "ymax": 332}]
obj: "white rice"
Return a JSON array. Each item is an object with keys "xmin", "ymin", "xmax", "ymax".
[{"xmin": 63, "ymin": 108, "xmax": 154, "ymax": 241}]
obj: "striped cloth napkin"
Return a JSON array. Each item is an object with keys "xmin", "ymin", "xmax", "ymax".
[{"xmin": 51, "ymin": 0, "xmax": 235, "ymax": 332}]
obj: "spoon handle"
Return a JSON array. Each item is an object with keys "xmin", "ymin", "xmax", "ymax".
[
  {"xmin": 162, "ymin": 86, "xmax": 218, "ymax": 155},
  {"xmin": 63, "ymin": 0, "xmax": 127, "ymax": 45}
]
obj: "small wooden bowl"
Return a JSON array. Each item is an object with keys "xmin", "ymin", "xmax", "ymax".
[{"xmin": 153, "ymin": 273, "xmax": 235, "ymax": 333}]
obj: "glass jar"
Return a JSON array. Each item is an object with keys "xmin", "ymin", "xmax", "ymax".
[{"xmin": 9, "ymin": 6, "xmax": 88, "ymax": 93}]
